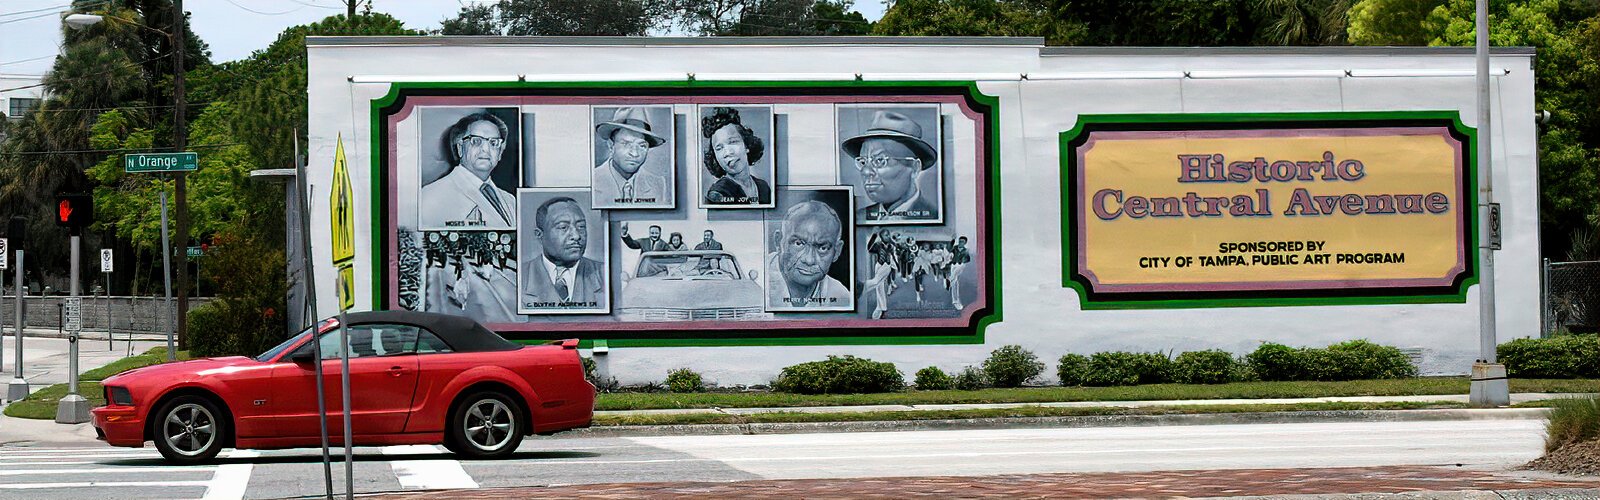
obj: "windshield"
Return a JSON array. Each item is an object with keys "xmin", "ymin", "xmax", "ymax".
[
  {"xmin": 256, "ymin": 327, "xmax": 311, "ymax": 362},
  {"xmin": 636, "ymin": 254, "xmax": 741, "ymax": 280}
]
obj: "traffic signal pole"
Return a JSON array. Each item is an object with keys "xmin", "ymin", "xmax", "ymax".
[
  {"xmin": 55, "ymin": 233, "xmax": 89, "ymax": 424},
  {"xmin": 173, "ymin": 0, "xmax": 190, "ymax": 352}
]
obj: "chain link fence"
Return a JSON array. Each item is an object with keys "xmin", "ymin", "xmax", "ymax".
[
  {"xmin": 1543, "ymin": 259, "xmax": 1600, "ymax": 336},
  {"xmin": 0, "ymin": 296, "xmax": 212, "ymax": 334}
]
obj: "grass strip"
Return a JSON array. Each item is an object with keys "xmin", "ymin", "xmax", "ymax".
[
  {"xmin": 595, "ymin": 378, "xmax": 1600, "ymax": 411},
  {"xmin": 3, "ymin": 347, "xmax": 189, "ymax": 420},
  {"xmin": 593, "ymin": 401, "xmax": 1473, "ymax": 426}
]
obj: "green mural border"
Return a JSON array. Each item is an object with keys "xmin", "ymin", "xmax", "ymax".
[
  {"xmin": 364, "ymin": 80, "xmax": 1003, "ymax": 348},
  {"xmin": 1058, "ymin": 111, "xmax": 1479, "ymax": 310}
]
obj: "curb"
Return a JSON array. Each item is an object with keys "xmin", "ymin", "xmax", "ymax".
[
  {"xmin": 1215, "ymin": 488, "xmax": 1600, "ymax": 499},
  {"xmin": 560, "ymin": 407, "xmax": 1552, "ymax": 438}
]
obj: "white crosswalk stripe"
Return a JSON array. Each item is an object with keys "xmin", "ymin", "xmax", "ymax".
[{"xmin": 383, "ymin": 445, "xmax": 480, "ymax": 490}]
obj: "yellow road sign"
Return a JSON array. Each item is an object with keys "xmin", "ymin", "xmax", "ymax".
[
  {"xmin": 336, "ymin": 264, "xmax": 355, "ymax": 311},
  {"xmin": 330, "ymin": 134, "xmax": 355, "ymax": 266}
]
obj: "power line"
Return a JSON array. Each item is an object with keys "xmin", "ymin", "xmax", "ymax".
[
  {"xmin": 24, "ymin": 101, "xmax": 217, "ymax": 115},
  {"xmin": 220, "ymin": 0, "xmax": 307, "ymax": 16},
  {"xmin": 0, "ymin": 142, "xmax": 245, "ymax": 157},
  {"xmin": 0, "ymin": 51, "xmax": 173, "ymax": 93},
  {"xmin": 0, "ymin": 55, "xmax": 57, "ymax": 67}
]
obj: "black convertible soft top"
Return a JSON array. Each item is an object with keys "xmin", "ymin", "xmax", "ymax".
[{"xmin": 341, "ymin": 310, "xmax": 520, "ymax": 353}]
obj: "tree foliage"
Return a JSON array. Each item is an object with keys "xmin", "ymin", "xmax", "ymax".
[{"xmin": 440, "ymin": 0, "xmax": 667, "ymax": 36}]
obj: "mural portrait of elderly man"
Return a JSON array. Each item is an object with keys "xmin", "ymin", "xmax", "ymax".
[
  {"xmin": 420, "ymin": 110, "xmax": 519, "ymax": 229},
  {"xmin": 839, "ymin": 107, "xmax": 943, "ymax": 224},
  {"xmin": 518, "ymin": 192, "xmax": 609, "ymax": 313},
  {"xmin": 592, "ymin": 106, "xmax": 674, "ymax": 209},
  {"xmin": 765, "ymin": 192, "xmax": 854, "ymax": 311}
]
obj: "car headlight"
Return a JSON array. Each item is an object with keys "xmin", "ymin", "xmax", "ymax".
[{"xmin": 106, "ymin": 386, "xmax": 134, "ymax": 406}]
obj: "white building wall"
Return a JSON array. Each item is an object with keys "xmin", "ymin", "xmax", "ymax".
[{"xmin": 305, "ymin": 39, "xmax": 1537, "ymax": 386}]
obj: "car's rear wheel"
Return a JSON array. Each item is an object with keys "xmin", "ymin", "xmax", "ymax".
[
  {"xmin": 152, "ymin": 395, "xmax": 227, "ymax": 465},
  {"xmin": 445, "ymin": 390, "xmax": 524, "ymax": 459}
]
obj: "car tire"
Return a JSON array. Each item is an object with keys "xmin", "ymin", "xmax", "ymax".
[
  {"xmin": 151, "ymin": 395, "xmax": 228, "ymax": 465},
  {"xmin": 445, "ymin": 390, "xmax": 525, "ymax": 460}
]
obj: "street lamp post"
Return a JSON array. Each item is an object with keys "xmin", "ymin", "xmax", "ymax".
[{"xmin": 65, "ymin": 2, "xmax": 191, "ymax": 352}]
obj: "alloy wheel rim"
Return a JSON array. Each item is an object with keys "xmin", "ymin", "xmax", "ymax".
[
  {"xmin": 163, "ymin": 403, "xmax": 216, "ymax": 456},
  {"xmin": 464, "ymin": 399, "xmax": 514, "ymax": 451}
]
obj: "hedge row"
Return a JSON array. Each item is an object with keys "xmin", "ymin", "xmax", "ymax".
[{"xmin": 1499, "ymin": 334, "xmax": 1599, "ymax": 379}]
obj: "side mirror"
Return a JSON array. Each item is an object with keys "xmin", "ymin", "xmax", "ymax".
[
  {"xmin": 290, "ymin": 350, "xmax": 315, "ymax": 364},
  {"xmin": 748, "ymin": 270, "xmax": 758, "ymax": 281}
]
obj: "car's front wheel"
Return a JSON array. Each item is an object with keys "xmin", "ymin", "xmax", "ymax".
[
  {"xmin": 151, "ymin": 395, "xmax": 227, "ymax": 464},
  {"xmin": 445, "ymin": 390, "xmax": 524, "ymax": 459}
]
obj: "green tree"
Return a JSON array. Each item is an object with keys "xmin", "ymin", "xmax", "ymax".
[
  {"xmin": 1053, "ymin": 0, "xmax": 1260, "ymax": 46},
  {"xmin": 1252, "ymin": 0, "xmax": 1351, "ymax": 45},
  {"xmin": 875, "ymin": 0, "xmax": 1067, "ymax": 41},
  {"xmin": 440, "ymin": 0, "xmax": 667, "ymax": 36},
  {"xmin": 1346, "ymin": 0, "xmax": 1443, "ymax": 45}
]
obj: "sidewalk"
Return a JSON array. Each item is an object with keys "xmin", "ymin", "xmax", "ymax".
[
  {"xmin": 596, "ymin": 392, "xmax": 1596, "ymax": 417},
  {"xmin": 364, "ymin": 465, "xmax": 1600, "ymax": 499},
  {"xmin": 0, "ymin": 335, "xmax": 164, "ymax": 400}
]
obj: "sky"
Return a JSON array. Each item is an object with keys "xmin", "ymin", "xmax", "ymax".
[{"xmin": 0, "ymin": 0, "xmax": 889, "ymax": 77}]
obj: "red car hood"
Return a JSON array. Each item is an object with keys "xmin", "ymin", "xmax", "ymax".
[{"xmin": 103, "ymin": 356, "xmax": 261, "ymax": 385}]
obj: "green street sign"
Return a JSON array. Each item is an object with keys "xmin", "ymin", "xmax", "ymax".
[
  {"xmin": 186, "ymin": 246, "xmax": 203, "ymax": 258},
  {"xmin": 125, "ymin": 152, "xmax": 198, "ymax": 173}
]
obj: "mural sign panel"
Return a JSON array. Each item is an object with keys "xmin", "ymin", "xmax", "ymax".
[
  {"xmin": 1062, "ymin": 113, "xmax": 1476, "ymax": 308},
  {"xmin": 374, "ymin": 83, "xmax": 999, "ymax": 346}
]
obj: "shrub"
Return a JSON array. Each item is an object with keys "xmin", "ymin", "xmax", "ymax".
[
  {"xmin": 1172, "ymin": 350, "xmax": 1240, "ymax": 384},
  {"xmin": 915, "ymin": 366, "xmax": 953, "ymax": 390},
  {"xmin": 1246, "ymin": 343, "xmax": 1303, "ymax": 381},
  {"xmin": 1084, "ymin": 351, "xmax": 1169, "ymax": 386},
  {"xmin": 1302, "ymin": 340, "xmax": 1417, "ymax": 381},
  {"xmin": 185, "ymin": 230, "xmax": 288, "ymax": 358},
  {"xmin": 1545, "ymin": 396, "xmax": 1600, "ymax": 452},
  {"xmin": 772, "ymin": 355, "xmax": 905, "ymax": 394},
  {"xmin": 665, "ymin": 368, "xmax": 705, "ymax": 393},
  {"xmin": 581, "ymin": 357, "xmax": 620, "ymax": 393},
  {"xmin": 1056, "ymin": 353, "xmax": 1090, "ymax": 386},
  {"xmin": 953, "ymin": 366, "xmax": 988, "ymax": 390},
  {"xmin": 983, "ymin": 345, "xmax": 1046, "ymax": 388},
  {"xmin": 1499, "ymin": 335, "xmax": 1600, "ymax": 378}
]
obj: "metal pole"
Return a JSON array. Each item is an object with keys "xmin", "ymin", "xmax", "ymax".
[
  {"xmin": 106, "ymin": 271, "xmax": 112, "ymax": 350},
  {"xmin": 174, "ymin": 0, "xmax": 191, "ymax": 353},
  {"xmin": 1542, "ymin": 257, "xmax": 1551, "ymax": 336},
  {"xmin": 338, "ymin": 277, "xmax": 352, "ymax": 500},
  {"xmin": 6, "ymin": 251, "xmax": 26, "ymax": 402},
  {"xmin": 56, "ymin": 235, "xmax": 89, "ymax": 423},
  {"xmin": 161, "ymin": 192, "xmax": 174, "ymax": 361},
  {"xmin": 1469, "ymin": 0, "xmax": 1509, "ymax": 407},
  {"xmin": 295, "ymin": 132, "xmax": 318, "ymax": 331}
]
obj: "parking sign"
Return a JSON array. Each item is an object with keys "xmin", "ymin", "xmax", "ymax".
[{"xmin": 100, "ymin": 248, "xmax": 113, "ymax": 273}]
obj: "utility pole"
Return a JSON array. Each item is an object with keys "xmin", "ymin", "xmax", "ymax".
[
  {"xmin": 173, "ymin": 0, "xmax": 190, "ymax": 351},
  {"xmin": 1469, "ymin": 0, "xmax": 1510, "ymax": 407}
]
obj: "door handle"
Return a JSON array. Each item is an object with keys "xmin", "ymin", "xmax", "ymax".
[{"xmin": 388, "ymin": 366, "xmax": 405, "ymax": 377}]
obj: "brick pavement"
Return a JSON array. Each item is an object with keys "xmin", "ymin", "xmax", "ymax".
[{"xmin": 366, "ymin": 466, "xmax": 1600, "ymax": 499}]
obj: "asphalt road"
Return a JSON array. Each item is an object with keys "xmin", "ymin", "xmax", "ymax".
[{"xmin": 0, "ymin": 417, "xmax": 1549, "ymax": 500}]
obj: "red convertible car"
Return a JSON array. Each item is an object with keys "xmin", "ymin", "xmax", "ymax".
[{"xmin": 90, "ymin": 310, "xmax": 594, "ymax": 464}]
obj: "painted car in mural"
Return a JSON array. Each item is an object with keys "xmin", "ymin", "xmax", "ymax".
[
  {"xmin": 619, "ymin": 250, "xmax": 770, "ymax": 321},
  {"xmin": 90, "ymin": 311, "xmax": 594, "ymax": 464}
]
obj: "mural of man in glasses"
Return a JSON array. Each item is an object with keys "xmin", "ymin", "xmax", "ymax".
[{"xmin": 420, "ymin": 111, "xmax": 518, "ymax": 229}]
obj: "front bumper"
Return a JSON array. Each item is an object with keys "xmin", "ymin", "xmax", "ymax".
[{"xmin": 89, "ymin": 406, "xmax": 145, "ymax": 447}]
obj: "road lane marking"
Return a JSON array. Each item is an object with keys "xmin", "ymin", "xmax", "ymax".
[
  {"xmin": 0, "ymin": 448, "xmax": 162, "ymax": 455},
  {"xmin": 200, "ymin": 449, "xmax": 258, "ymax": 500},
  {"xmin": 0, "ymin": 480, "xmax": 209, "ymax": 489},
  {"xmin": 0, "ymin": 467, "xmax": 213, "ymax": 475},
  {"xmin": 383, "ymin": 445, "xmax": 479, "ymax": 490}
]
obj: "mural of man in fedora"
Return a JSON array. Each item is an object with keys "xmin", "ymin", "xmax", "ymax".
[
  {"xmin": 840, "ymin": 107, "xmax": 943, "ymax": 224},
  {"xmin": 593, "ymin": 106, "xmax": 674, "ymax": 209}
]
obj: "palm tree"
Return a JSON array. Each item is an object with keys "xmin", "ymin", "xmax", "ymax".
[{"xmin": 1253, "ymin": 0, "xmax": 1351, "ymax": 46}]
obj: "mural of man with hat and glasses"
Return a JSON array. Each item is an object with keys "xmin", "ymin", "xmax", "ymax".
[
  {"xmin": 593, "ymin": 106, "xmax": 674, "ymax": 209},
  {"xmin": 839, "ymin": 107, "xmax": 943, "ymax": 224}
]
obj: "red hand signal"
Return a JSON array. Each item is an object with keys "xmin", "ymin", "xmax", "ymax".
[{"xmin": 58, "ymin": 199, "xmax": 73, "ymax": 223}]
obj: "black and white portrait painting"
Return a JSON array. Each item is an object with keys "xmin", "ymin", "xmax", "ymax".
[
  {"xmin": 614, "ymin": 220, "xmax": 768, "ymax": 321},
  {"xmin": 837, "ymin": 104, "xmax": 944, "ymax": 225},
  {"xmin": 516, "ymin": 189, "xmax": 610, "ymax": 314},
  {"xmin": 418, "ymin": 107, "xmax": 523, "ymax": 230},
  {"xmin": 762, "ymin": 187, "xmax": 855, "ymax": 312},
  {"xmin": 698, "ymin": 105, "xmax": 776, "ymax": 209},
  {"xmin": 592, "ymin": 106, "xmax": 675, "ymax": 209},
  {"xmin": 421, "ymin": 230, "xmax": 523, "ymax": 324}
]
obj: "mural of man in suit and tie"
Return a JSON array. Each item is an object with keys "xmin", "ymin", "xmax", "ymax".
[
  {"xmin": 419, "ymin": 108, "xmax": 522, "ymax": 229},
  {"xmin": 517, "ymin": 190, "xmax": 610, "ymax": 314}
]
